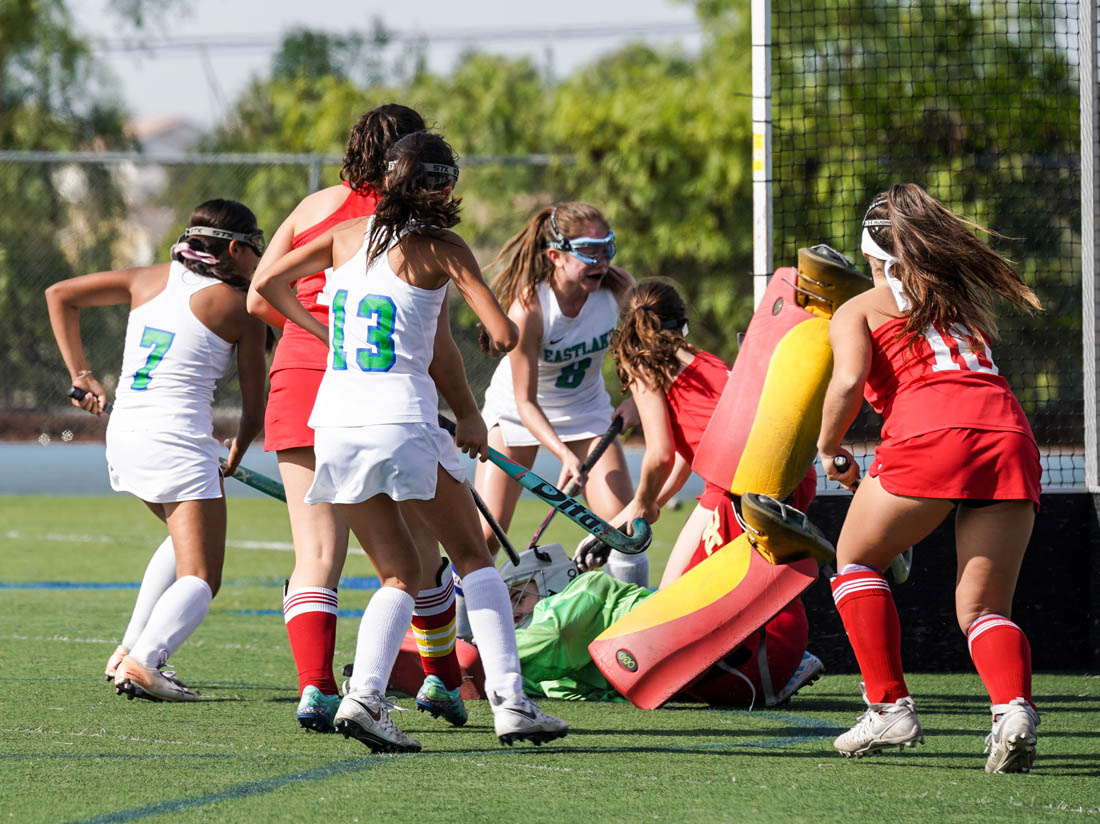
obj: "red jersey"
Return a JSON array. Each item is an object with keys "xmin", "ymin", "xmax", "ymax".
[
  {"xmin": 665, "ymin": 350, "xmax": 730, "ymax": 465},
  {"xmin": 269, "ymin": 183, "xmax": 380, "ymax": 373},
  {"xmin": 865, "ymin": 317, "xmax": 1034, "ymax": 444}
]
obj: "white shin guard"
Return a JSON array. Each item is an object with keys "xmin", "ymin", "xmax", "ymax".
[{"xmin": 606, "ymin": 550, "xmax": 650, "ymax": 588}]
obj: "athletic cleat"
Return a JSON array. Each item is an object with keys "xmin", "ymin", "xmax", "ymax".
[
  {"xmin": 296, "ymin": 685, "xmax": 341, "ymax": 733},
  {"xmin": 104, "ymin": 645, "xmax": 128, "ymax": 682},
  {"xmin": 768, "ymin": 651, "xmax": 825, "ymax": 706},
  {"xmin": 834, "ymin": 685, "xmax": 924, "ymax": 757},
  {"xmin": 984, "ymin": 698, "xmax": 1039, "ymax": 774},
  {"xmin": 490, "ymin": 692, "xmax": 568, "ymax": 746},
  {"xmin": 113, "ymin": 655, "xmax": 201, "ymax": 702},
  {"xmin": 334, "ymin": 690, "xmax": 421, "ymax": 754},
  {"xmin": 415, "ymin": 675, "xmax": 468, "ymax": 727}
]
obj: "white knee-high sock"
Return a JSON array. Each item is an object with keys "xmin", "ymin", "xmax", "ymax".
[
  {"xmin": 607, "ymin": 550, "xmax": 649, "ymax": 587},
  {"xmin": 461, "ymin": 566, "xmax": 524, "ymax": 700},
  {"xmin": 121, "ymin": 537, "xmax": 177, "ymax": 651},
  {"xmin": 347, "ymin": 586, "xmax": 415, "ymax": 694},
  {"xmin": 129, "ymin": 575, "xmax": 212, "ymax": 669}
]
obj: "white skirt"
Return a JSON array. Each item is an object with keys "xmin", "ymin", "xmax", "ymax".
[
  {"xmin": 105, "ymin": 427, "xmax": 223, "ymax": 503},
  {"xmin": 306, "ymin": 422, "xmax": 466, "ymax": 505},
  {"xmin": 480, "ymin": 396, "xmax": 614, "ymax": 448}
]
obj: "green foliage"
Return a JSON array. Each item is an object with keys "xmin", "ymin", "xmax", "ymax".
[{"xmin": 768, "ymin": 0, "xmax": 1081, "ymax": 442}]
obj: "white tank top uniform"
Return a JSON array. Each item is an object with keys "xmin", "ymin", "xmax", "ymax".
[
  {"xmin": 481, "ymin": 281, "xmax": 617, "ymax": 447},
  {"xmin": 105, "ymin": 261, "xmax": 235, "ymax": 502},
  {"xmin": 306, "ymin": 223, "xmax": 465, "ymax": 505}
]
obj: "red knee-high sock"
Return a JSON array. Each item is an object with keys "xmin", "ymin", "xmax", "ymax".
[
  {"xmin": 412, "ymin": 563, "xmax": 462, "ymax": 691},
  {"xmin": 967, "ymin": 613, "xmax": 1033, "ymax": 707},
  {"xmin": 831, "ymin": 570, "xmax": 909, "ymax": 703},
  {"xmin": 283, "ymin": 584, "xmax": 339, "ymax": 696}
]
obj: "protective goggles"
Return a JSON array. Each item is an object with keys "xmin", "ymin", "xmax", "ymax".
[
  {"xmin": 184, "ymin": 226, "xmax": 266, "ymax": 257},
  {"xmin": 386, "ymin": 160, "xmax": 460, "ymax": 189},
  {"xmin": 547, "ymin": 210, "xmax": 616, "ymax": 265}
]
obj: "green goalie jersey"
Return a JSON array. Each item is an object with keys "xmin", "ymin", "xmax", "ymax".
[{"xmin": 515, "ymin": 571, "xmax": 653, "ymax": 701}]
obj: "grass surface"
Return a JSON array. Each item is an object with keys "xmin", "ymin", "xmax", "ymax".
[{"xmin": 1, "ymin": 495, "xmax": 1098, "ymax": 823}]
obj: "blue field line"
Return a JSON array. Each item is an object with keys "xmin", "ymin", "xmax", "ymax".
[
  {"xmin": 66, "ymin": 711, "xmax": 839, "ymax": 823},
  {"xmin": 69, "ymin": 757, "xmax": 386, "ymax": 824},
  {"xmin": 0, "ymin": 581, "xmax": 140, "ymax": 590},
  {"xmin": 1, "ymin": 576, "xmax": 381, "ymax": 592},
  {"xmin": 230, "ymin": 609, "xmax": 364, "ymax": 618}
]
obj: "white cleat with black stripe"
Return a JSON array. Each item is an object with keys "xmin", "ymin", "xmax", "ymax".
[
  {"xmin": 334, "ymin": 690, "xmax": 421, "ymax": 754},
  {"xmin": 490, "ymin": 692, "xmax": 569, "ymax": 746}
]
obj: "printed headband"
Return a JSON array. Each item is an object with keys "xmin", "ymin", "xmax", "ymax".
[
  {"xmin": 860, "ymin": 198, "xmax": 910, "ymax": 311},
  {"xmin": 386, "ymin": 160, "xmax": 459, "ymax": 185}
]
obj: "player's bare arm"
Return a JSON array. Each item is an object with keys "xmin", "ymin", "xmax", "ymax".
[{"xmin": 253, "ymin": 230, "xmax": 340, "ymax": 342}]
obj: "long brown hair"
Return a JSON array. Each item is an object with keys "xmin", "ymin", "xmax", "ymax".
[
  {"xmin": 611, "ymin": 279, "xmax": 698, "ymax": 393},
  {"xmin": 490, "ymin": 202, "xmax": 608, "ymax": 309},
  {"xmin": 340, "ymin": 104, "xmax": 426, "ymax": 194},
  {"xmin": 365, "ymin": 131, "xmax": 461, "ymax": 265},
  {"xmin": 171, "ymin": 199, "xmax": 258, "ymax": 291},
  {"xmin": 863, "ymin": 183, "xmax": 1041, "ymax": 339}
]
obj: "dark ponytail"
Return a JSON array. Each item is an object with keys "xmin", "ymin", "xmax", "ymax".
[
  {"xmin": 365, "ymin": 131, "xmax": 461, "ymax": 265},
  {"xmin": 341, "ymin": 104, "xmax": 427, "ymax": 194},
  {"xmin": 170, "ymin": 199, "xmax": 259, "ymax": 291}
]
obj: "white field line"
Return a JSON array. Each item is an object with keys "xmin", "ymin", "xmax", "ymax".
[{"xmin": 3, "ymin": 529, "xmax": 293, "ymax": 551}]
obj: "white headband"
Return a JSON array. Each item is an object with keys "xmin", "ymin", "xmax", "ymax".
[{"xmin": 861, "ymin": 227, "xmax": 910, "ymax": 311}]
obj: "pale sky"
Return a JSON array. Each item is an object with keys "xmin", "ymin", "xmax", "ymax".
[{"xmin": 73, "ymin": 0, "xmax": 702, "ymax": 130}]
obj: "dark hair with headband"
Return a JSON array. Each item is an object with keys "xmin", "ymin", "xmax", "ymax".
[
  {"xmin": 170, "ymin": 199, "xmax": 260, "ymax": 290},
  {"xmin": 364, "ymin": 131, "xmax": 462, "ymax": 266},
  {"xmin": 489, "ymin": 202, "xmax": 609, "ymax": 309},
  {"xmin": 341, "ymin": 104, "xmax": 427, "ymax": 194},
  {"xmin": 610, "ymin": 279, "xmax": 698, "ymax": 393},
  {"xmin": 863, "ymin": 183, "xmax": 1041, "ymax": 340}
]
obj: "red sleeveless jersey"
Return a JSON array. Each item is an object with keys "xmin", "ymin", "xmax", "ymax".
[
  {"xmin": 865, "ymin": 317, "xmax": 1034, "ymax": 444},
  {"xmin": 665, "ymin": 350, "xmax": 730, "ymax": 465},
  {"xmin": 269, "ymin": 183, "xmax": 380, "ymax": 372}
]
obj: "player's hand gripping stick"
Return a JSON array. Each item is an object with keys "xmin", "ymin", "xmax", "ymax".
[
  {"xmin": 439, "ymin": 416, "xmax": 652, "ymax": 555},
  {"xmin": 67, "ymin": 385, "xmax": 113, "ymax": 414},
  {"xmin": 526, "ymin": 415, "xmax": 623, "ymax": 551}
]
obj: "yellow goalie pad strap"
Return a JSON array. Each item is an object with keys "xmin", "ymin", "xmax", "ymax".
[
  {"xmin": 729, "ymin": 317, "xmax": 832, "ymax": 498},
  {"xmin": 592, "ymin": 534, "xmax": 754, "ymax": 640},
  {"xmin": 741, "ymin": 492, "xmax": 836, "ymax": 565}
]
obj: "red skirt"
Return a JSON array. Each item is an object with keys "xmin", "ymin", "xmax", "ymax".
[
  {"xmin": 868, "ymin": 428, "xmax": 1040, "ymax": 504},
  {"xmin": 263, "ymin": 368, "xmax": 324, "ymax": 452}
]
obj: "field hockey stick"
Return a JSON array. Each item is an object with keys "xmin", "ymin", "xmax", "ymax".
[
  {"xmin": 526, "ymin": 415, "xmax": 624, "ymax": 551},
  {"xmin": 70, "ymin": 385, "xmax": 287, "ymax": 502},
  {"xmin": 227, "ymin": 464, "xmax": 287, "ymax": 502},
  {"xmin": 433, "ymin": 415, "xmax": 521, "ymax": 564},
  {"xmin": 66, "ymin": 385, "xmax": 113, "ymax": 414},
  {"xmin": 439, "ymin": 415, "xmax": 652, "ymax": 555},
  {"xmin": 831, "ymin": 454, "xmax": 913, "ymax": 583}
]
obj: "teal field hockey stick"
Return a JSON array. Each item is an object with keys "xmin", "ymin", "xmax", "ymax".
[
  {"xmin": 228, "ymin": 464, "xmax": 286, "ymax": 502},
  {"xmin": 526, "ymin": 415, "xmax": 624, "ymax": 551},
  {"xmin": 439, "ymin": 415, "xmax": 652, "ymax": 555}
]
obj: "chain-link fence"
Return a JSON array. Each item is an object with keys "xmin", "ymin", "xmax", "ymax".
[
  {"xmin": 0, "ymin": 151, "xmax": 560, "ymax": 442},
  {"xmin": 769, "ymin": 0, "xmax": 1085, "ymax": 488}
]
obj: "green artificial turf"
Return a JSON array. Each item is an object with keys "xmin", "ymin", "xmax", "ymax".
[{"xmin": 1, "ymin": 496, "xmax": 1097, "ymax": 823}]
